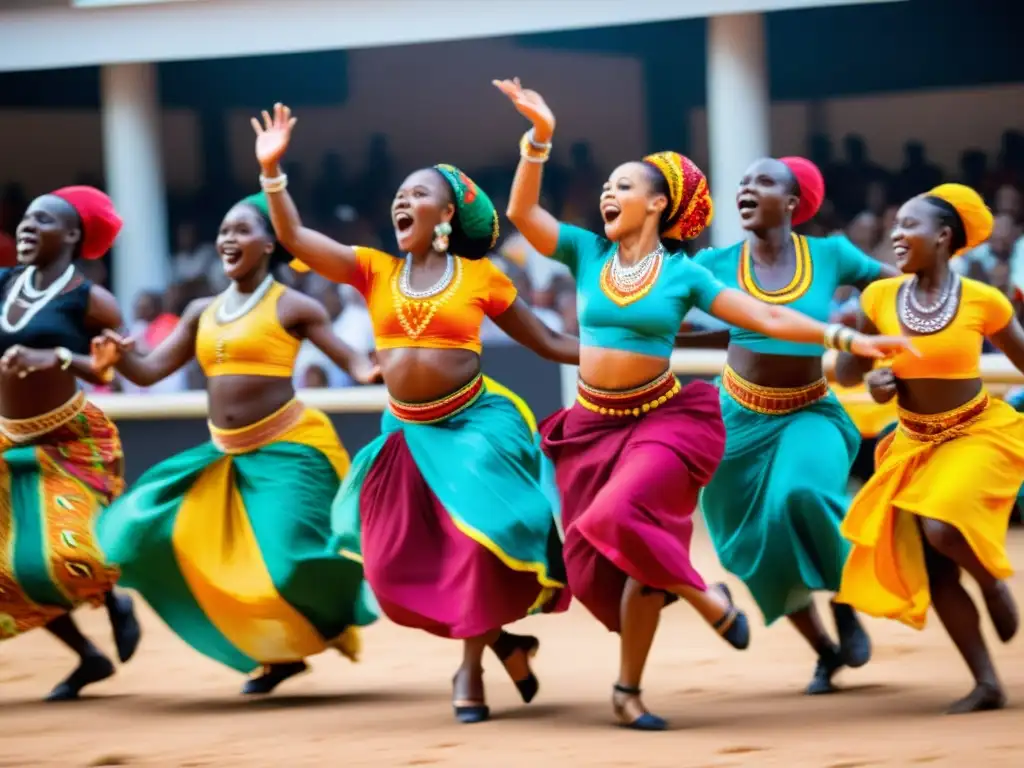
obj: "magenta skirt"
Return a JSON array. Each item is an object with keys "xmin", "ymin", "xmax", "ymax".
[{"xmin": 540, "ymin": 378, "xmax": 725, "ymax": 632}]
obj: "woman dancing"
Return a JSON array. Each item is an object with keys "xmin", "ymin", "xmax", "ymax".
[
  {"xmin": 835, "ymin": 183, "xmax": 1022, "ymax": 714},
  {"xmin": 688, "ymin": 157, "xmax": 897, "ymax": 695},
  {"xmin": 494, "ymin": 77, "xmax": 913, "ymax": 730},
  {"xmin": 0, "ymin": 186, "xmax": 140, "ymax": 700},
  {"xmin": 251, "ymin": 103, "xmax": 576, "ymax": 723},
  {"xmin": 94, "ymin": 191, "xmax": 380, "ymax": 695}
]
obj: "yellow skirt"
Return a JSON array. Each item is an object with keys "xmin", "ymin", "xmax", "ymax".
[{"xmin": 837, "ymin": 392, "xmax": 1024, "ymax": 630}]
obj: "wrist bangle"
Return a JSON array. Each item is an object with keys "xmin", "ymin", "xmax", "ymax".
[
  {"xmin": 526, "ymin": 128, "xmax": 552, "ymax": 150},
  {"xmin": 519, "ymin": 132, "xmax": 551, "ymax": 163},
  {"xmin": 823, "ymin": 323, "xmax": 842, "ymax": 350},
  {"xmin": 55, "ymin": 347, "xmax": 73, "ymax": 371},
  {"xmin": 259, "ymin": 173, "xmax": 289, "ymax": 194}
]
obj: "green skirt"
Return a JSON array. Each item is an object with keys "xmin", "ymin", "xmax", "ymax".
[
  {"xmin": 701, "ymin": 388, "xmax": 859, "ymax": 624},
  {"xmin": 97, "ymin": 403, "xmax": 378, "ymax": 673}
]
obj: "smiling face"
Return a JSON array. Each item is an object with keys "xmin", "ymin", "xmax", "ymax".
[
  {"xmin": 216, "ymin": 203, "xmax": 274, "ymax": 281},
  {"xmin": 599, "ymin": 162, "xmax": 667, "ymax": 242},
  {"xmin": 890, "ymin": 196, "xmax": 959, "ymax": 274},
  {"xmin": 735, "ymin": 158, "xmax": 799, "ymax": 232},
  {"xmin": 391, "ymin": 169, "xmax": 455, "ymax": 255},
  {"xmin": 15, "ymin": 195, "xmax": 80, "ymax": 268}
]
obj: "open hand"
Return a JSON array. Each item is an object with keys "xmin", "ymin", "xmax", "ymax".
[
  {"xmin": 865, "ymin": 367, "xmax": 897, "ymax": 404},
  {"xmin": 0, "ymin": 345, "xmax": 58, "ymax": 380},
  {"xmin": 850, "ymin": 333, "xmax": 918, "ymax": 361},
  {"xmin": 252, "ymin": 102, "xmax": 297, "ymax": 171},
  {"xmin": 492, "ymin": 78, "xmax": 555, "ymax": 140}
]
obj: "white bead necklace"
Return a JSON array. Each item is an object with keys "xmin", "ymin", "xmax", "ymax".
[
  {"xmin": 0, "ymin": 265, "xmax": 76, "ymax": 334},
  {"xmin": 215, "ymin": 273, "xmax": 275, "ymax": 324},
  {"xmin": 898, "ymin": 272, "xmax": 961, "ymax": 334},
  {"xmin": 399, "ymin": 253, "xmax": 454, "ymax": 299},
  {"xmin": 609, "ymin": 243, "xmax": 664, "ymax": 292}
]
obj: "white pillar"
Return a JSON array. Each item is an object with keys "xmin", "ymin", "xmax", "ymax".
[
  {"xmin": 100, "ymin": 62, "xmax": 169, "ymax": 321},
  {"xmin": 706, "ymin": 13, "xmax": 770, "ymax": 248}
]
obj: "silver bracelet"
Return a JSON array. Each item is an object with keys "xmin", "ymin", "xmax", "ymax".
[{"xmin": 526, "ymin": 128, "xmax": 552, "ymax": 151}]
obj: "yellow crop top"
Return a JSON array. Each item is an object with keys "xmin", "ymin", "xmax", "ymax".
[
  {"xmin": 196, "ymin": 281, "xmax": 300, "ymax": 378},
  {"xmin": 351, "ymin": 246, "xmax": 518, "ymax": 355},
  {"xmin": 861, "ymin": 275, "xmax": 1013, "ymax": 380}
]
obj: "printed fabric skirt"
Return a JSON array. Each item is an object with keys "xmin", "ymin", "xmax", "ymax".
[
  {"xmin": 97, "ymin": 400, "xmax": 378, "ymax": 673},
  {"xmin": 540, "ymin": 372, "xmax": 725, "ymax": 633},
  {"xmin": 837, "ymin": 391, "xmax": 1024, "ymax": 630},
  {"xmin": 330, "ymin": 375, "xmax": 568, "ymax": 640},
  {"xmin": 0, "ymin": 391, "xmax": 122, "ymax": 640},
  {"xmin": 700, "ymin": 367, "xmax": 860, "ymax": 625}
]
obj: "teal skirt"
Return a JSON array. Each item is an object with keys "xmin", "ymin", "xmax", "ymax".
[{"xmin": 700, "ymin": 387, "xmax": 859, "ymax": 624}]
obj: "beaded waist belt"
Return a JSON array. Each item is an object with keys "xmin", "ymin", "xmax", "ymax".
[
  {"xmin": 210, "ymin": 398, "xmax": 305, "ymax": 454},
  {"xmin": 722, "ymin": 365, "xmax": 828, "ymax": 416},
  {"xmin": 898, "ymin": 390, "xmax": 989, "ymax": 444},
  {"xmin": 0, "ymin": 390, "xmax": 86, "ymax": 444},
  {"xmin": 576, "ymin": 370, "xmax": 680, "ymax": 417},
  {"xmin": 389, "ymin": 374, "xmax": 484, "ymax": 425}
]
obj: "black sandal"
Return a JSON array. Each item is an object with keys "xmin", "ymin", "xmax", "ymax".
[
  {"xmin": 491, "ymin": 631, "xmax": 539, "ymax": 703},
  {"xmin": 710, "ymin": 583, "xmax": 750, "ymax": 650},
  {"xmin": 240, "ymin": 661, "xmax": 308, "ymax": 695},
  {"xmin": 612, "ymin": 683, "xmax": 667, "ymax": 731},
  {"xmin": 452, "ymin": 668, "xmax": 490, "ymax": 724}
]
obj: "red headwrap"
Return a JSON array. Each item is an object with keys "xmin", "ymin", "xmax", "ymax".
[
  {"xmin": 777, "ymin": 157, "xmax": 824, "ymax": 226},
  {"xmin": 642, "ymin": 151, "xmax": 714, "ymax": 241},
  {"xmin": 51, "ymin": 186, "xmax": 123, "ymax": 260}
]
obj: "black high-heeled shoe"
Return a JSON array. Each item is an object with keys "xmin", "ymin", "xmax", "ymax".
[
  {"xmin": 452, "ymin": 669, "xmax": 490, "ymax": 724},
  {"xmin": 491, "ymin": 630, "xmax": 539, "ymax": 703},
  {"xmin": 241, "ymin": 661, "xmax": 308, "ymax": 695},
  {"xmin": 612, "ymin": 684, "xmax": 667, "ymax": 731}
]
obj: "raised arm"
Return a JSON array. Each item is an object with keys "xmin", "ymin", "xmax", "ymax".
[
  {"xmin": 494, "ymin": 78, "xmax": 562, "ymax": 258},
  {"xmin": 281, "ymin": 290, "xmax": 381, "ymax": 384},
  {"xmin": 491, "ymin": 298, "xmax": 580, "ymax": 365},
  {"xmin": 252, "ymin": 103, "xmax": 360, "ymax": 284},
  {"xmin": 93, "ymin": 298, "xmax": 208, "ymax": 387}
]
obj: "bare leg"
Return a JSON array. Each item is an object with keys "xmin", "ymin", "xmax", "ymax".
[
  {"xmin": 612, "ymin": 578, "xmax": 667, "ymax": 730},
  {"xmin": 788, "ymin": 604, "xmax": 844, "ymax": 695},
  {"xmin": 922, "ymin": 530, "xmax": 1005, "ymax": 714},
  {"xmin": 453, "ymin": 630, "xmax": 499, "ymax": 724},
  {"xmin": 43, "ymin": 613, "xmax": 115, "ymax": 701},
  {"xmin": 921, "ymin": 519, "xmax": 1018, "ymax": 643}
]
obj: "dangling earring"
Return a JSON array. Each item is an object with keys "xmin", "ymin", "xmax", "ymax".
[{"xmin": 433, "ymin": 222, "xmax": 452, "ymax": 253}]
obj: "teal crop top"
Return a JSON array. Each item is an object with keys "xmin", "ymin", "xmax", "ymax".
[
  {"xmin": 553, "ymin": 223, "xmax": 725, "ymax": 358},
  {"xmin": 692, "ymin": 233, "xmax": 882, "ymax": 356}
]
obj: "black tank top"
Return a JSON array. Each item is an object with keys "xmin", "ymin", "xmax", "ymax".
[{"xmin": 0, "ymin": 267, "xmax": 94, "ymax": 356}]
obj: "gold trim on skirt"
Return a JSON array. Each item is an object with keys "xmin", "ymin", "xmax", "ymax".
[{"xmin": 0, "ymin": 390, "xmax": 86, "ymax": 444}]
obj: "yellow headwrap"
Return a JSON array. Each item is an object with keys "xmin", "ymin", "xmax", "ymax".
[{"xmin": 924, "ymin": 183, "xmax": 993, "ymax": 256}]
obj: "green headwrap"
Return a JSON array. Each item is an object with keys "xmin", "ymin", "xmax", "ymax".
[
  {"xmin": 241, "ymin": 191, "xmax": 309, "ymax": 272},
  {"xmin": 433, "ymin": 164, "xmax": 500, "ymax": 259}
]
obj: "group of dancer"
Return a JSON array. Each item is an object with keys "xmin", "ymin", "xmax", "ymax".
[{"xmin": 0, "ymin": 77, "xmax": 1020, "ymax": 731}]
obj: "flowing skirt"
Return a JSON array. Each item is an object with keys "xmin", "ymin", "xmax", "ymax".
[
  {"xmin": 540, "ymin": 373, "xmax": 725, "ymax": 633},
  {"xmin": 700, "ymin": 368, "xmax": 860, "ymax": 624},
  {"xmin": 837, "ymin": 392, "xmax": 1024, "ymax": 629},
  {"xmin": 98, "ymin": 401, "xmax": 377, "ymax": 673},
  {"xmin": 0, "ymin": 392, "xmax": 122, "ymax": 640},
  {"xmin": 330, "ymin": 375, "xmax": 568, "ymax": 640}
]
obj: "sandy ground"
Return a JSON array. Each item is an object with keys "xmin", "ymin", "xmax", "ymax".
[{"xmin": 2, "ymin": 526, "xmax": 1023, "ymax": 768}]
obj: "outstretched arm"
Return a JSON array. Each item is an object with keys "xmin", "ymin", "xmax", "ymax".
[
  {"xmin": 94, "ymin": 299, "xmax": 207, "ymax": 387},
  {"xmin": 284, "ymin": 291, "xmax": 381, "ymax": 384},
  {"xmin": 834, "ymin": 308, "xmax": 883, "ymax": 387},
  {"xmin": 253, "ymin": 103, "xmax": 360, "ymax": 284},
  {"xmin": 491, "ymin": 298, "xmax": 579, "ymax": 365},
  {"xmin": 988, "ymin": 317, "xmax": 1024, "ymax": 374},
  {"xmin": 495, "ymin": 78, "xmax": 562, "ymax": 258}
]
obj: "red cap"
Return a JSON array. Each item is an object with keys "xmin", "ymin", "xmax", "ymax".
[
  {"xmin": 778, "ymin": 157, "xmax": 825, "ymax": 226},
  {"xmin": 51, "ymin": 186, "xmax": 123, "ymax": 260}
]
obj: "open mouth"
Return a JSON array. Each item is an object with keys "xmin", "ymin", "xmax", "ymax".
[
  {"xmin": 601, "ymin": 206, "xmax": 621, "ymax": 225},
  {"xmin": 220, "ymin": 246, "xmax": 243, "ymax": 267},
  {"xmin": 737, "ymin": 196, "xmax": 759, "ymax": 216},
  {"xmin": 394, "ymin": 211, "xmax": 414, "ymax": 233},
  {"xmin": 893, "ymin": 243, "xmax": 909, "ymax": 260},
  {"xmin": 16, "ymin": 233, "xmax": 38, "ymax": 257}
]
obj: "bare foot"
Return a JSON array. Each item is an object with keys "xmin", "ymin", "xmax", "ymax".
[{"xmin": 946, "ymin": 682, "xmax": 1006, "ymax": 714}]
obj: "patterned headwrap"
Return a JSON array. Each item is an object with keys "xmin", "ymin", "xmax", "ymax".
[
  {"xmin": 433, "ymin": 164, "xmax": 500, "ymax": 259},
  {"xmin": 51, "ymin": 186, "xmax": 123, "ymax": 260},
  {"xmin": 923, "ymin": 183, "xmax": 993, "ymax": 255},
  {"xmin": 778, "ymin": 157, "xmax": 825, "ymax": 226},
  {"xmin": 642, "ymin": 151, "xmax": 714, "ymax": 241},
  {"xmin": 240, "ymin": 192, "xmax": 308, "ymax": 271}
]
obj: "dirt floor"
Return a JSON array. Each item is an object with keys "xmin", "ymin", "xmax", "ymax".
[{"xmin": 2, "ymin": 526, "xmax": 1023, "ymax": 767}]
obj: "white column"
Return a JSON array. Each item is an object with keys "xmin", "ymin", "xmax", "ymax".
[
  {"xmin": 100, "ymin": 62, "xmax": 169, "ymax": 321},
  {"xmin": 706, "ymin": 13, "xmax": 770, "ymax": 248}
]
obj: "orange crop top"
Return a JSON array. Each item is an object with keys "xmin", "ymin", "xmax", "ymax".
[
  {"xmin": 350, "ymin": 246, "xmax": 518, "ymax": 354},
  {"xmin": 861, "ymin": 275, "xmax": 1013, "ymax": 380},
  {"xmin": 196, "ymin": 281, "xmax": 300, "ymax": 378}
]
